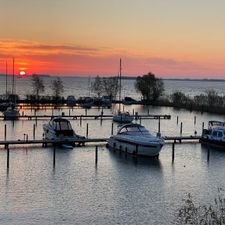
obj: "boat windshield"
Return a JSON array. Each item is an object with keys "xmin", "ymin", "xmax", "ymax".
[
  {"xmin": 118, "ymin": 125, "xmax": 149, "ymax": 135},
  {"xmin": 53, "ymin": 120, "xmax": 73, "ymax": 131}
]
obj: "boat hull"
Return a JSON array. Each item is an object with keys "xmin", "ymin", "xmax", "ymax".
[
  {"xmin": 107, "ymin": 136, "xmax": 163, "ymax": 157},
  {"xmin": 200, "ymin": 137, "xmax": 225, "ymax": 149}
]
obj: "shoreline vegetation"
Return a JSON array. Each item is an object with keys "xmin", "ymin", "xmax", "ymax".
[{"xmin": 1, "ymin": 73, "xmax": 225, "ymax": 115}]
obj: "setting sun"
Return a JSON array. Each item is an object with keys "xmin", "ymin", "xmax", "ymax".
[{"xmin": 19, "ymin": 70, "xmax": 26, "ymax": 76}]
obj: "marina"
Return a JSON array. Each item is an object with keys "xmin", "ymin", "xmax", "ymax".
[{"xmin": 1, "ymin": 79, "xmax": 225, "ymax": 224}]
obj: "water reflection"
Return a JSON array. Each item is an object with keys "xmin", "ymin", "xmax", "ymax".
[{"xmin": 108, "ymin": 149, "xmax": 162, "ymax": 170}]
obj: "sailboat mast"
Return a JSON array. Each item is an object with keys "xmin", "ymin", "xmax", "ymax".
[
  {"xmin": 119, "ymin": 58, "xmax": 122, "ymax": 109},
  {"xmin": 5, "ymin": 60, "xmax": 8, "ymax": 97},
  {"xmin": 12, "ymin": 58, "xmax": 15, "ymax": 95}
]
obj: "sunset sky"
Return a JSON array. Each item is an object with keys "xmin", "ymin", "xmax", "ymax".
[{"xmin": 1, "ymin": 0, "xmax": 225, "ymax": 78}]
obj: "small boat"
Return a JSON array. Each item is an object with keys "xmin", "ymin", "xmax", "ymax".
[
  {"xmin": 43, "ymin": 117, "xmax": 85, "ymax": 147},
  {"xmin": 101, "ymin": 96, "xmax": 112, "ymax": 108},
  {"xmin": 107, "ymin": 123, "xmax": 164, "ymax": 157},
  {"xmin": 200, "ymin": 120, "xmax": 225, "ymax": 148},
  {"xmin": 80, "ymin": 97, "xmax": 94, "ymax": 109},
  {"xmin": 3, "ymin": 105, "xmax": 20, "ymax": 120},
  {"xmin": 66, "ymin": 95, "xmax": 76, "ymax": 107},
  {"xmin": 113, "ymin": 111, "xmax": 133, "ymax": 123}
]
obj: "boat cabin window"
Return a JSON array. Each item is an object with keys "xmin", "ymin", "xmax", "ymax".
[
  {"xmin": 212, "ymin": 131, "xmax": 218, "ymax": 137},
  {"xmin": 53, "ymin": 120, "xmax": 72, "ymax": 130},
  {"xmin": 119, "ymin": 125, "xmax": 149, "ymax": 134}
]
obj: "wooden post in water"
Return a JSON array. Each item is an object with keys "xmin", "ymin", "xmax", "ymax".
[
  {"xmin": 95, "ymin": 146, "xmax": 98, "ymax": 164},
  {"xmin": 86, "ymin": 123, "xmax": 89, "ymax": 138},
  {"xmin": 33, "ymin": 124, "xmax": 36, "ymax": 139},
  {"xmin": 202, "ymin": 122, "xmax": 204, "ymax": 132},
  {"xmin": 132, "ymin": 109, "xmax": 134, "ymax": 115},
  {"xmin": 80, "ymin": 116, "xmax": 82, "ymax": 126},
  {"xmin": 194, "ymin": 116, "xmax": 196, "ymax": 125},
  {"xmin": 172, "ymin": 142, "xmax": 175, "ymax": 162},
  {"xmin": 7, "ymin": 145, "xmax": 9, "ymax": 169},
  {"xmin": 53, "ymin": 145, "xmax": 56, "ymax": 167},
  {"xmin": 177, "ymin": 116, "xmax": 179, "ymax": 124},
  {"xmin": 158, "ymin": 117, "xmax": 161, "ymax": 135},
  {"xmin": 111, "ymin": 123, "xmax": 114, "ymax": 135},
  {"xmin": 180, "ymin": 122, "xmax": 183, "ymax": 135},
  {"xmin": 139, "ymin": 116, "xmax": 142, "ymax": 125},
  {"xmin": 4, "ymin": 124, "xmax": 7, "ymax": 140},
  {"xmin": 85, "ymin": 108, "xmax": 87, "ymax": 116},
  {"xmin": 69, "ymin": 108, "xmax": 71, "ymax": 116}
]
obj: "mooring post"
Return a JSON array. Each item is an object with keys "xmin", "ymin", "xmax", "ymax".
[
  {"xmin": 148, "ymin": 109, "xmax": 150, "ymax": 115},
  {"xmin": 100, "ymin": 111, "xmax": 103, "ymax": 126},
  {"xmin": 95, "ymin": 146, "xmax": 98, "ymax": 164},
  {"xmin": 7, "ymin": 146, "xmax": 9, "ymax": 169},
  {"xmin": 132, "ymin": 109, "xmax": 134, "ymax": 115},
  {"xmin": 177, "ymin": 116, "xmax": 179, "ymax": 124},
  {"xmin": 111, "ymin": 123, "xmax": 114, "ymax": 135},
  {"xmin": 139, "ymin": 116, "xmax": 142, "ymax": 125},
  {"xmin": 85, "ymin": 108, "xmax": 87, "ymax": 116},
  {"xmin": 172, "ymin": 142, "xmax": 175, "ymax": 162},
  {"xmin": 207, "ymin": 144, "xmax": 210, "ymax": 162},
  {"xmin": 194, "ymin": 116, "xmax": 196, "ymax": 125},
  {"xmin": 53, "ymin": 145, "xmax": 56, "ymax": 167},
  {"xmin": 4, "ymin": 124, "xmax": 7, "ymax": 140},
  {"xmin": 135, "ymin": 112, "xmax": 138, "ymax": 120},
  {"xmin": 158, "ymin": 117, "xmax": 161, "ymax": 135},
  {"xmin": 180, "ymin": 122, "xmax": 183, "ymax": 135},
  {"xmin": 202, "ymin": 122, "xmax": 204, "ymax": 132},
  {"xmin": 86, "ymin": 123, "xmax": 89, "ymax": 138},
  {"xmin": 33, "ymin": 124, "xmax": 36, "ymax": 139},
  {"xmin": 80, "ymin": 116, "xmax": 82, "ymax": 126}
]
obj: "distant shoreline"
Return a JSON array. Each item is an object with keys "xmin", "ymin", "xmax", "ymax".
[{"xmin": 0, "ymin": 73, "xmax": 225, "ymax": 82}]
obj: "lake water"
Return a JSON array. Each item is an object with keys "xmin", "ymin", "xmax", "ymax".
[
  {"xmin": 1, "ymin": 75, "xmax": 225, "ymax": 100},
  {"xmin": 1, "ymin": 77, "xmax": 225, "ymax": 224}
]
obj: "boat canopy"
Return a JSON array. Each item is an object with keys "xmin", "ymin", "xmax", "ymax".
[
  {"xmin": 208, "ymin": 121, "xmax": 225, "ymax": 129},
  {"xmin": 50, "ymin": 117, "xmax": 73, "ymax": 131},
  {"xmin": 118, "ymin": 123, "xmax": 150, "ymax": 135}
]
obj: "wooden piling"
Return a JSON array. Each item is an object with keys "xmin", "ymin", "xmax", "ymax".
[
  {"xmin": 4, "ymin": 124, "xmax": 6, "ymax": 141},
  {"xmin": 194, "ymin": 116, "xmax": 196, "ymax": 125},
  {"xmin": 80, "ymin": 116, "xmax": 82, "ymax": 126},
  {"xmin": 95, "ymin": 146, "xmax": 98, "ymax": 164},
  {"xmin": 180, "ymin": 122, "xmax": 183, "ymax": 135},
  {"xmin": 7, "ymin": 146, "xmax": 9, "ymax": 169},
  {"xmin": 158, "ymin": 117, "xmax": 161, "ymax": 135},
  {"xmin": 53, "ymin": 145, "xmax": 56, "ymax": 167},
  {"xmin": 111, "ymin": 123, "xmax": 114, "ymax": 135},
  {"xmin": 86, "ymin": 123, "xmax": 89, "ymax": 138},
  {"xmin": 33, "ymin": 124, "xmax": 36, "ymax": 139},
  {"xmin": 177, "ymin": 116, "xmax": 179, "ymax": 124},
  {"xmin": 172, "ymin": 142, "xmax": 175, "ymax": 162},
  {"xmin": 202, "ymin": 122, "xmax": 204, "ymax": 131}
]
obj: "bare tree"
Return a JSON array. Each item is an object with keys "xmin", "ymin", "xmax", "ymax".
[
  {"xmin": 31, "ymin": 75, "xmax": 45, "ymax": 100},
  {"xmin": 91, "ymin": 75, "xmax": 103, "ymax": 98},
  {"xmin": 102, "ymin": 77, "xmax": 118, "ymax": 100},
  {"xmin": 51, "ymin": 77, "xmax": 64, "ymax": 99}
]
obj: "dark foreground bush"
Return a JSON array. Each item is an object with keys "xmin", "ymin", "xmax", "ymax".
[{"xmin": 176, "ymin": 189, "xmax": 225, "ymax": 225}]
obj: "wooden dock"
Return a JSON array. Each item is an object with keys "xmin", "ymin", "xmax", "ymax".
[
  {"xmin": 0, "ymin": 135, "xmax": 201, "ymax": 149},
  {"xmin": 0, "ymin": 114, "xmax": 171, "ymax": 121}
]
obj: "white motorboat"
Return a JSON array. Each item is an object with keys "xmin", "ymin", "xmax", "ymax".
[
  {"xmin": 107, "ymin": 123, "xmax": 164, "ymax": 157},
  {"xmin": 3, "ymin": 105, "xmax": 20, "ymax": 120},
  {"xmin": 113, "ymin": 111, "xmax": 133, "ymax": 123},
  {"xmin": 200, "ymin": 120, "xmax": 225, "ymax": 148},
  {"xmin": 43, "ymin": 117, "xmax": 85, "ymax": 147}
]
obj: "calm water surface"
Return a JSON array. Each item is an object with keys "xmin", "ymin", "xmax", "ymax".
[
  {"xmin": 1, "ymin": 105, "xmax": 225, "ymax": 224},
  {"xmin": 1, "ymin": 76, "xmax": 225, "ymax": 99}
]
